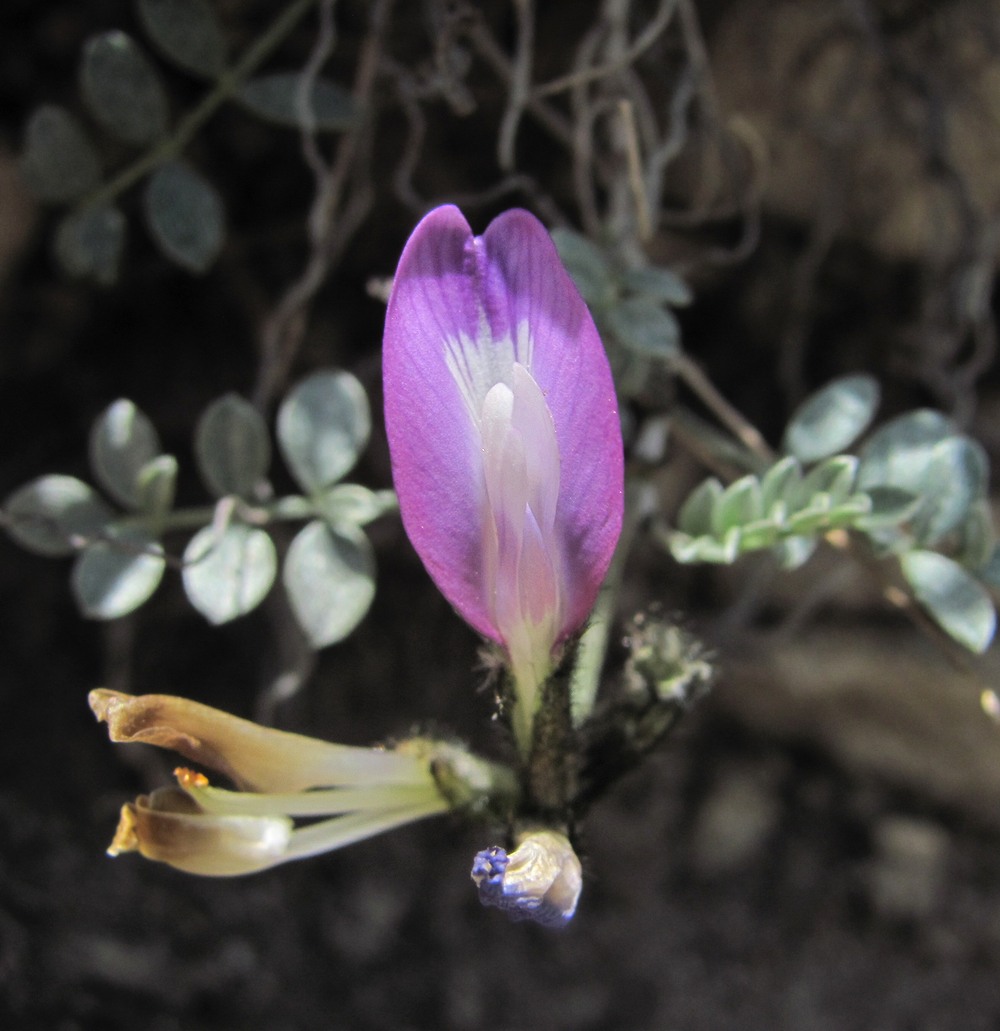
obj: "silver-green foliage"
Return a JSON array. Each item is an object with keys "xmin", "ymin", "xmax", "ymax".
[
  {"xmin": 668, "ymin": 375, "xmax": 998, "ymax": 654},
  {"xmin": 1, "ymin": 371, "xmax": 393, "ymax": 649},
  {"xmin": 552, "ymin": 228, "xmax": 691, "ymax": 395},
  {"xmin": 17, "ymin": 0, "xmax": 360, "ymax": 284},
  {"xmin": 669, "ymin": 454, "xmax": 918, "ymax": 567}
]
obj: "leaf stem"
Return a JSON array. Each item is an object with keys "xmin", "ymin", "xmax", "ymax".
[{"xmin": 673, "ymin": 353, "xmax": 774, "ymax": 462}]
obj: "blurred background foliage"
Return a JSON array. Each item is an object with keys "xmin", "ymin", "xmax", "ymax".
[{"xmin": 1, "ymin": 1, "xmax": 1000, "ymax": 1027}]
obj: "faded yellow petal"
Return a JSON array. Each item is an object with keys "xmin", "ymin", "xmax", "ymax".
[
  {"xmin": 109, "ymin": 786, "xmax": 293, "ymax": 876},
  {"xmin": 89, "ymin": 689, "xmax": 432, "ymax": 792}
]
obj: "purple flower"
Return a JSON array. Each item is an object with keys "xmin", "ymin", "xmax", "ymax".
[{"xmin": 383, "ymin": 206, "xmax": 623, "ymax": 745}]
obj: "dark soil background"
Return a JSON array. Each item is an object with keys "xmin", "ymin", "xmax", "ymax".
[{"xmin": 2, "ymin": 2, "xmax": 1000, "ymax": 1028}]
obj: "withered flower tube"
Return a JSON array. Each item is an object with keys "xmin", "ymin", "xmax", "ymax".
[{"xmin": 91, "ymin": 690, "xmax": 512, "ymax": 877}]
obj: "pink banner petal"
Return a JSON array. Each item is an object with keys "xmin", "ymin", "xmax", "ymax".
[{"xmin": 383, "ymin": 205, "xmax": 623, "ymax": 658}]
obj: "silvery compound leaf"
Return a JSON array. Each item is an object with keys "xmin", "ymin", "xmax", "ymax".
[
  {"xmin": 603, "ymin": 297, "xmax": 681, "ymax": 359},
  {"xmin": 3, "ymin": 475, "xmax": 113, "ymax": 557},
  {"xmin": 136, "ymin": 454, "xmax": 178, "ymax": 519},
  {"xmin": 786, "ymin": 496, "xmax": 834, "ymax": 535},
  {"xmin": 796, "ymin": 455, "xmax": 858, "ymax": 509},
  {"xmin": 550, "ymin": 228, "xmax": 615, "ymax": 307},
  {"xmin": 283, "ymin": 520, "xmax": 375, "ymax": 648},
  {"xmin": 18, "ymin": 105, "xmax": 101, "ymax": 202},
  {"xmin": 759, "ymin": 456, "xmax": 802, "ymax": 517},
  {"xmin": 668, "ymin": 535, "xmax": 705, "ymax": 563},
  {"xmin": 90, "ymin": 399, "xmax": 162, "ymax": 509},
  {"xmin": 825, "ymin": 494, "xmax": 874, "ymax": 527},
  {"xmin": 236, "ymin": 73, "xmax": 359, "ymax": 132},
  {"xmin": 901, "ymin": 550, "xmax": 996, "ymax": 654},
  {"xmin": 773, "ymin": 535, "xmax": 817, "ymax": 570},
  {"xmin": 853, "ymin": 487, "xmax": 920, "ymax": 531},
  {"xmin": 183, "ymin": 523, "xmax": 276, "ymax": 624},
  {"xmin": 711, "ymin": 474, "xmax": 761, "ymax": 535},
  {"xmin": 143, "ymin": 161, "xmax": 225, "ymax": 273},
  {"xmin": 620, "ymin": 265, "xmax": 693, "ymax": 306},
  {"xmin": 676, "ymin": 478, "xmax": 723, "ymax": 537},
  {"xmin": 137, "ymin": 0, "xmax": 227, "ymax": 79},
  {"xmin": 956, "ymin": 498, "xmax": 996, "ymax": 572},
  {"xmin": 708, "ymin": 527, "xmax": 741, "ymax": 563},
  {"xmin": 72, "ymin": 526, "xmax": 165, "ymax": 618},
  {"xmin": 54, "ymin": 205, "xmax": 126, "ymax": 286},
  {"xmin": 978, "ymin": 545, "xmax": 1000, "ymax": 591},
  {"xmin": 194, "ymin": 394, "xmax": 271, "ymax": 498},
  {"xmin": 80, "ymin": 31, "xmax": 168, "ymax": 145},
  {"xmin": 316, "ymin": 484, "xmax": 397, "ymax": 529},
  {"xmin": 911, "ymin": 436, "xmax": 989, "ymax": 546},
  {"xmin": 736, "ymin": 518, "xmax": 780, "ymax": 550},
  {"xmin": 277, "ymin": 371, "xmax": 370, "ymax": 493},
  {"xmin": 783, "ymin": 375, "xmax": 880, "ymax": 463},
  {"xmin": 857, "ymin": 409, "xmax": 955, "ymax": 493}
]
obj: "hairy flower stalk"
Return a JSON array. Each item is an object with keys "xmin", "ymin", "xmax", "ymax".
[
  {"xmin": 383, "ymin": 206, "xmax": 623, "ymax": 752},
  {"xmin": 90, "ymin": 689, "xmax": 514, "ymax": 876}
]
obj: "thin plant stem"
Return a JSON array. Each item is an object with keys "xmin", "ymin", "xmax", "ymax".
[
  {"xmin": 570, "ymin": 481, "xmax": 657, "ymax": 725},
  {"xmin": 497, "ymin": 0, "xmax": 534, "ymax": 171},
  {"xmin": 533, "ymin": 0, "xmax": 679, "ymax": 98},
  {"xmin": 251, "ymin": 0, "xmax": 393, "ymax": 410},
  {"xmin": 673, "ymin": 353, "xmax": 774, "ymax": 461}
]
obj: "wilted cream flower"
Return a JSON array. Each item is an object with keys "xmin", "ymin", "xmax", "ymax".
[{"xmin": 91, "ymin": 689, "xmax": 513, "ymax": 876}]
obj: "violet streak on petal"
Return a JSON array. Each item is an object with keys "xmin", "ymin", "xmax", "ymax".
[{"xmin": 383, "ymin": 205, "xmax": 623, "ymax": 687}]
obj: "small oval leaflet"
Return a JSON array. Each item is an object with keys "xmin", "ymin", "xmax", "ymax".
[
  {"xmin": 137, "ymin": 0, "xmax": 227, "ymax": 79},
  {"xmin": 603, "ymin": 297, "xmax": 681, "ymax": 360},
  {"xmin": 277, "ymin": 370, "xmax": 371, "ymax": 494},
  {"xmin": 795, "ymin": 455, "xmax": 859, "ymax": 510},
  {"xmin": 195, "ymin": 394, "xmax": 271, "ymax": 498},
  {"xmin": 901, "ymin": 550, "xmax": 996, "ymax": 655},
  {"xmin": 783, "ymin": 374, "xmax": 880, "ymax": 463},
  {"xmin": 54, "ymin": 206, "xmax": 126, "ymax": 286},
  {"xmin": 773, "ymin": 535, "xmax": 817, "ymax": 570},
  {"xmin": 89, "ymin": 399, "xmax": 163, "ymax": 509},
  {"xmin": 3, "ymin": 475, "xmax": 113, "ymax": 557},
  {"xmin": 978, "ymin": 545, "xmax": 1000, "ymax": 591},
  {"xmin": 72, "ymin": 526, "xmax": 165, "ymax": 619},
  {"xmin": 236, "ymin": 73, "xmax": 359, "ymax": 132},
  {"xmin": 80, "ymin": 31, "xmax": 169, "ymax": 145},
  {"xmin": 853, "ymin": 487, "xmax": 921, "ymax": 531},
  {"xmin": 711, "ymin": 474, "xmax": 761, "ymax": 536},
  {"xmin": 19, "ymin": 105, "xmax": 101, "ymax": 203},
  {"xmin": 856, "ymin": 409, "xmax": 955, "ymax": 493},
  {"xmin": 550, "ymin": 228, "xmax": 615, "ymax": 307},
  {"xmin": 958, "ymin": 499, "xmax": 997, "ymax": 571},
  {"xmin": 676, "ymin": 478, "xmax": 722, "ymax": 536},
  {"xmin": 620, "ymin": 265, "xmax": 693, "ymax": 307},
  {"xmin": 144, "ymin": 161, "xmax": 225, "ymax": 274},
  {"xmin": 137, "ymin": 454, "xmax": 178, "ymax": 519},
  {"xmin": 910, "ymin": 437, "xmax": 990, "ymax": 547},
  {"xmin": 759, "ymin": 456, "xmax": 802, "ymax": 517},
  {"xmin": 283, "ymin": 521, "xmax": 375, "ymax": 649},
  {"xmin": 316, "ymin": 484, "xmax": 397, "ymax": 530},
  {"xmin": 183, "ymin": 523, "xmax": 277, "ymax": 625}
]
